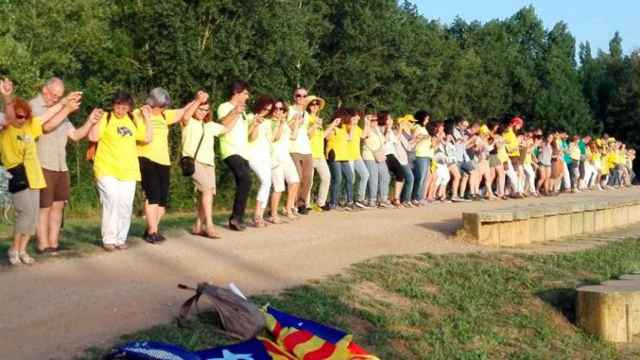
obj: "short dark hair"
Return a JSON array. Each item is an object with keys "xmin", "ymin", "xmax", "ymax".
[
  {"xmin": 414, "ymin": 110, "xmax": 431, "ymax": 127},
  {"xmin": 229, "ymin": 80, "xmax": 250, "ymax": 97},
  {"xmin": 252, "ymin": 95, "xmax": 273, "ymax": 114},
  {"xmin": 111, "ymin": 90, "xmax": 134, "ymax": 108}
]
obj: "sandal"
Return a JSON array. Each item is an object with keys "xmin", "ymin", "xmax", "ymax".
[
  {"xmin": 253, "ymin": 218, "xmax": 267, "ymax": 228},
  {"xmin": 285, "ymin": 212, "xmax": 298, "ymax": 220},
  {"xmin": 267, "ymin": 217, "xmax": 283, "ymax": 224},
  {"xmin": 103, "ymin": 244, "xmax": 116, "ymax": 252},
  {"xmin": 7, "ymin": 250, "xmax": 20, "ymax": 265},
  {"xmin": 19, "ymin": 252, "xmax": 35, "ymax": 265},
  {"xmin": 116, "ymin": 244, "xmax": 129, "ymax": 250},
  {"xmin": 204, "ymin": 228, "xmax": 221, "ymax": 239}
]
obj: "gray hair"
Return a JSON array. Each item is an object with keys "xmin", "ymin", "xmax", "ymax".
[
  {"xmin": 44, "ymin": 77, "xmax": 64, "ymax": 90},
  {"xmin": 145, "ymin": 87, "xmax": 172, "ymax": 108}
]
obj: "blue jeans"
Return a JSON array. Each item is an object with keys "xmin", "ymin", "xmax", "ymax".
[
  {"xmin": 412, "ymin": 157, "xmax": 431, "ymax": 201},
  {"xmin": 378, "ymin": 161, "xmax": 391, "ymax": 201},
  {"xmin": 400, "ymin": 165, "xmax": 414, "ymax": 203},
  {"xmin": 350, "ymin": 159, "xmax": 370, "ymax": 202},
  {"xmin": 329, "ymin": 160, "xmax": 353, "ymax": 205},
  {"xmin": 364, "ymin": 160, "xmax": 379, "ymax": 202}
]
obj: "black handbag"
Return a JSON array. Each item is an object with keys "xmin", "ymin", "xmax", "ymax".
[
  {"xmin": 8, "ymin": 164, "xmax": 29, "ymax": 193},
  {"xmin": 180, "ymin": 122, "xmax": 205, "ymax": 177}
]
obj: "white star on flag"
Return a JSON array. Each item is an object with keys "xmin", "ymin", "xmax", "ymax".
[{"xmin": 207, "ymin": 349, "xmax": 254, "ymax": 360}]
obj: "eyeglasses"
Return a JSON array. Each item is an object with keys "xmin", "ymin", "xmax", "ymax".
[
  {"xmin": 294, "ymin": 93, "xmax": 307, "ymax": 98},
  {"xmin": 274, "ymin": 106, "xmax": 285, "ymax": 112},
  {"xmin": 16, "ymin": 114, "xmax": 27, "ymax": 120},
  {"xmin": 196, "ymin": 107, "xmax": 210, "ymax": 112}
]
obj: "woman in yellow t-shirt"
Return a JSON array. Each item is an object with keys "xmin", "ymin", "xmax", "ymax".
[
  {"xmin": 180, "ymin": 91, "xmax": 227, "ymax": 239},
  {"xmin": 0, "ymin": 79, "xmax": 85, "ymax": 264},
  {"xmin": 326, "ymin": 108, "xmax": 356, "ymax": 209},
  {"xmin": 89, "ymin": 91, "xmax": 152, "ymax": 251},
  {"xmin": 137, "ymin": 87, "xmax": 200, "ymax": 244}
]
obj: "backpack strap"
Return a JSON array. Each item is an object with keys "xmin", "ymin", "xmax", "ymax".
[{"xmin": 177, "ymin": 283, "xmax": 203, "ymax": 327}]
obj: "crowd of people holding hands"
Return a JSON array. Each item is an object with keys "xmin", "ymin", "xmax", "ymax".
[{"xmin": 0, "ymin": 77, "xmax": 635, "ymax": 265}]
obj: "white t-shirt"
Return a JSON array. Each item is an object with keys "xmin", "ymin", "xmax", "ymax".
[
  {"xmin": 382, "ymin": 128, "xmax": 398, "ymax": 156},
  {"xmin": 287, "ymin": 106, "xmax": 311, "ymax": 155},
  {"xmin": 271, "ymin": 120, "xmax": 292, "ymax": 164},
  {"xmin": 247, "ymin": 115, "xmax": 272, "ymax": 161},
  {"xmin": 217, "ymin": 102, "xmax": 248, "ymax": 160}
]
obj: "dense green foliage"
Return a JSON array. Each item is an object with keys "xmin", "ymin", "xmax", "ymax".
[{"xmin": 0, "ymin": 1, "xmax": 637, "ymax": 212}]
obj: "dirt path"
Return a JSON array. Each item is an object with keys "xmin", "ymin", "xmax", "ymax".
[{"xmin": 1, "ymin": 188, "xmax": 639, "ymax": 360}]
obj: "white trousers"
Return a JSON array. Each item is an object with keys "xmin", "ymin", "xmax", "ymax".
[
  {"xmin": 523, "ymin": 164, "xmax": 536, "ymax": 193},
  {"xmin": 505, "ymin": 161, "xmax": 521, "ymax": 193},
  {"xmin": 249, "ymin": 155, "xmax": 272, "ymax": 204},
  {"xmin": 581, "ymin": 162, "xmax": 596, "ymax": 188},
  {"xmin": 97, "ymin": 176, "xmax": 136, "ymax": 246}
]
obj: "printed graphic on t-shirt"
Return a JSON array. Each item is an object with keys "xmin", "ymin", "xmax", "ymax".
[{"xmin": 117, "ymin": 126, "xmax": 134, "ymax": 137}]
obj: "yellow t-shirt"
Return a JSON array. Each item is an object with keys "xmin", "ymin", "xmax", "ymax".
[
  {"xmin": 569, "ymin": 144, "xmax": 581, "ymax": 161},
  {"xmin": 135, "ymin": 109, "xmax": 180, "ymax": 165},
  {"xmin": 523, "ymin": 152, "xmax": 533, "ymax": 165},
  {"xmin": 0, "ymin": 117, "xmax": 46, "ymax": 189},
  {"xmin": 309, "ymin": 115, "xmax": 325, "ymax": 160},
  {"xmin": 93, "ymin": 112, "xmax": 147, "ymax": 181},
  {"xmin": 326, "ymin": 126, "xmax": 350, "ymax": 161},
  {"xmin": 217, "ymin": 102, "xmax": 249, "ymax": 160},
  {"xmin": 497, "ymin": 141, "xmax": 509, "ymax": 163},
  {"xmin": 414, "ymin": 125, "xmax": 433, "ymax": 158},
  {"xmin": 181, "ymin": 118, "xmax": 226, "ymax": 166},
  {"xmin": 347, "ymin": 126, "xmax": 363, "ymax": 160},
  {"xmin": 503, "ymin": 129, "xmax": 519, "ymax": 157}
]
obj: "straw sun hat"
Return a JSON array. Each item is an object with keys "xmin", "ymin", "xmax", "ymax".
[{"xmin": 304, "ymin": 95, "xmax": 326, "ymax": 111}]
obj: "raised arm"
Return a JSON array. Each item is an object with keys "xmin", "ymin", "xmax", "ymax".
[
  {"xmin": 0, "ymin": 78, "xmax": 15, "ymax": 126},
  {"xmin": 40, "ymin": 91, "xmax": 83, "ymax": 125},
  {"xmin": 69, "ymin": 108, "xmax": 103, "ymax": 141},
  {"xmin": 324, "ymin": 118, "xmax": 341, "ymax": 139},
  {"xmin": 43, "ymin": 97, "xmax": 81, "ymax": 133},
  {"xmin": 272, "ymin": 117, "xmax": 284, "ymax": 142},
  {"xmin": 248, "ymin": 114, "xmax": 263, "ymax": 142},
  {"xmin": 179, "ymin": 91, "xmax": 209, "ymax": 126},
  {"xmin": 220, "ymin": 103, "xmax": 245, "ymax": 129},
  {"xmin": 139, "ymin": 105, "xmax": 153, "ymax": 144}
]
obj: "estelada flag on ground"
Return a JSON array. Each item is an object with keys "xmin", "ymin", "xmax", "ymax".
[
  {"xmin": 105, "ymin": 307, "xmax": 379, "ymax": 360},
  {"xmin": 262, "ymin": 306, "xmax": 379, "ymax": 360}
]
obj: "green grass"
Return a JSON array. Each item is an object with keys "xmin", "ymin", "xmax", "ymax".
[
  {"xmin": 0, "ymin": 211, "xmax": 230, "ymax": 263},
  {"xmin": 77, "ymin": 239, "xmax": 640, "ymax": 360}
]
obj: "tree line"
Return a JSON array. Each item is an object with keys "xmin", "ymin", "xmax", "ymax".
[{"xmin": 0, "ymin": 0, "xmax": 638, "ymax": 213}]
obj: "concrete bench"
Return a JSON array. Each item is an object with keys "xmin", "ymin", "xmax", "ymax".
[
  {"xmin": 577, "ymin": 277, "xmax": 640, "ymax": 342},
  {"xmin": 463, "ymin": 196, "xmax": 640, "ymax": 248}
]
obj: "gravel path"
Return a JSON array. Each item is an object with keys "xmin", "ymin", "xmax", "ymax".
[{"xmin": 1, "ymin": 187, "xmax": 638, "ymax": 360}]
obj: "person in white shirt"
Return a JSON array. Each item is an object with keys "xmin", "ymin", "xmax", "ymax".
[
  {"xmin": 217, "ymin": 81, "xmax": 252, "ymax": 231},
  {"xmin": 287, "ymin": 87, "xmax": 313, "ymax": 214}
]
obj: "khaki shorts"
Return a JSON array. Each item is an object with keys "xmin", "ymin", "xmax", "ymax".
[
  {"xmin": 192, "ymin": 161, "xmax": 216, "ymax": 194},
  {"xmin": 13, "ymin": 188, "xmax": 39, "ymax": 235},
  {"xmin": 40, "ymin": 169, "xmax": 70, "ymax": 208}
]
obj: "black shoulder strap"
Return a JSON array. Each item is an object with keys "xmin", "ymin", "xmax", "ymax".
[{"xmin": 193, "ymin": 122, "xmax": 205, "ymax": 159}]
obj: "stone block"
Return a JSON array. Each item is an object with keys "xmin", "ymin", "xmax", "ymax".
[
  {"xmin": 557, "ymin": 214, "xmax": 572, "ymax": 239},
  {"xmin": 478, "ymin": 211, "xmax": 514, "ymax": 223},
  {"xmin": 479, "ymin": 223, "xmax": 501, "ymax": 247},
  {"xmin": 595, "ymin": 210, "xmax": 607, "ymax": 232},
  {"xmin": 527, "ymin": 206, "xmax": 547, "ymax": 219},
  {"xmin": 498, "ymin": 221, "xmax": 517, "ymax": 248},
  {"xmin": 603, "ymin": 208, "xmax": 614, "ymax": 229},
  {"xmin": 576, "ymin": 285, "xmax": 636, "ymax": 342},
  {"xmin": 545, "ymin": 215, "xmax": 559, "ymax": 242},
  {"xmin": 463, "ymin": 213, "xmax": 481, "ymax": 240},
  {"xmin": 571, "ymin": 212, "xmax": 584, "ymax": 236},
  {"xmin": 512, "ymin": 220, "xmax": 530, "ymax": 246},
  {"xmin": 583, "ymin": 211, "xmax": 595, "ymax": 234},
  {"xmin": 529, "ymin": 217, "xmax": 546, "ymax": 243}
]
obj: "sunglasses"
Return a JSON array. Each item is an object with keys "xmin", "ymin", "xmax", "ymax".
[
  {"xmin": 16, "ymin": 114, "xmax": 27, "ymax": 120},
  {"xmin": 310, "ymin": 102, "xmax": 320, "ymax": 106},
  {"xmin": 294, "ymin": 93, "xmax": 307, "ymax": 98}
]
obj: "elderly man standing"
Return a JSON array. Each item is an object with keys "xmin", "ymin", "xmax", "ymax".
[{"xmin": 30, "ymin": 77, "xmax": 96, "ymax": 254}]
